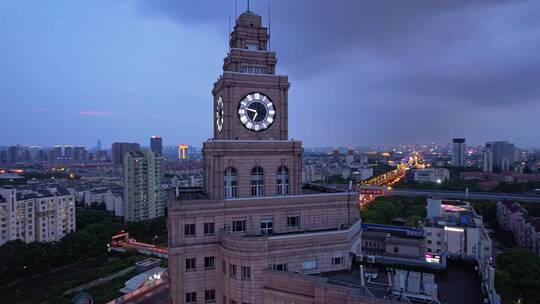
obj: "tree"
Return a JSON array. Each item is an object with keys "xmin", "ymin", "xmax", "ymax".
[{"xmin": 495, "ymin": 248, "xmax": 540, "ymax": 303}]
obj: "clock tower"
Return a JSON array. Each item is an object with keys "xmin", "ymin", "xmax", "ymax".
[
  {"xmin": 204, "ymin": 10, "xmax": 302, "ymax": 199},
  {"xmin": 212, "ymin": 10, "xmax": 289, "ymax": 140},
  {"xmin": 168, "ymin": 9, "xmax": 363, "ymax": 304}
]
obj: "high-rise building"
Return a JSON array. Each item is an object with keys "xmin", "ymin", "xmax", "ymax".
[
  {"xmin": 96, "ymin": 139, "xmax": 102, "ymax": 151},
  {"xmin": 485, "ymin": 141, "xmax": 515, "ymax": 171},
  {"xmin": 0, "ymin": 150, "xmax": 7, "ymax": 163},
  {"xmin": 168, "ymin": 11, "xmax": 361, "ymax": 304},
  {"xmin": 52, "ymin": 146, "xmax": 63, "ymax": 162},
  {"xmin": 346, "ymin": 148, "xmax": 355, "ymax": 165},
  {"xmin": 451, "ymin": 138, "xmax": 466, "ymax": 167},
  {"xmin": 73, "ymin": 146, "xmax": 86, "ymax": 161},
  {"xmin": 112, "ymin": 142, "xmax": 140, "ymax": 166},
  {"xmin": 178, "ymin": 144, "xmax": 188, "ymax": 159},
  {"xmin": 95, "ymin": 150, "xmax": 108, "ymax": 161},
  {"xmin": 481, "ymin": 148, "xmax": 493, "ymax": 172},
  {"xmin": 150, "ymin": 136, "xmax": 163, "ymax": 156},
  {"xmin": 64, "ymin": 146, "xmax": 74, "ymax": 160},
  {"xmin": 123, "ymin": 150, "xmax": 165, "ymax": 222},
  {"xmin": 7, "ymin": 145, "xmax": 21, "ymax": 163}
]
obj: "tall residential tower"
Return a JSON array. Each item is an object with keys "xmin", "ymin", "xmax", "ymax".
[
  {"xmin": 451, "ymin": 138, "xmax": 466, "ymax": 167},
  {"xmin": 151, "ymin": 136, "xmax": 163, "ymax": 156},
  {"xmin": 124, "ymin": 150, "xmax": 165, "ymax": 222}
]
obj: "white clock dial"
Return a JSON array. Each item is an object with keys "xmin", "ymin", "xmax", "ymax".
[
  {"xmin": 238, "ymin": 92, "xmax": 275, "ymax": 132},
  {"xmin": 216, "ymin": 96, "xmax": 224, "ymax": 132}
]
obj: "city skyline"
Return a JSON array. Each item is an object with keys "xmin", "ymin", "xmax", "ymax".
[{"xmin": 1, "ymin": 1, "xmax": 539, "ymax": 148}]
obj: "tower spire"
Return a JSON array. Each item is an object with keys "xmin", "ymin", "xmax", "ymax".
[{"xmin": 247, "ymin": 0, "xmax": 250, "ymax": 12}]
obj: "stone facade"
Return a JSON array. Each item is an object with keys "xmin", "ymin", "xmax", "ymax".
[
  {"xmin": 168, "ymin": 194, "xmax": 361, "ymax": 304},
  {"xmin": 202, "ymin": 140, "xmax": 303, "ymax": 200},
  {"xmin": 168, "ymin": 9, "xmax": 372, "ymax": 304}
]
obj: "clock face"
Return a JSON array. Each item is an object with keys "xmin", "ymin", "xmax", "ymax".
[
  {"xmin": 238, "ymin": 92, "xmax": 275, "ymax": 132},
  {"xmin": 216, "ymin": 96, "xmax": 224, "ymax": 132}
]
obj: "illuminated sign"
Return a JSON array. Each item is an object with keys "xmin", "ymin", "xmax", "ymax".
[
  {"xmin": 444, "ymin": 226, "xmax": 464, "ymax": 233},
  {"xmin": 425, "ymin": 253, "xmax": 441, "ymax": 263}
]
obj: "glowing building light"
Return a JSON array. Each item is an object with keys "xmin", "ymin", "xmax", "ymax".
[
  {"xmin": 178, "ymin": 144, "xmax": 188, "ymax": 159},
  {"xmin": 444, "ymin": 226, "xmax": 464, "ymax": 233}
]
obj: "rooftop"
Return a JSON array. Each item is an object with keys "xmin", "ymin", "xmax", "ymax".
[
  {"xmin": 318, "ymin": 260, "xmax": 483, "ymax": 304},
  {"xmin": 173, "ymin": 184, "xmax": 348, "ymax": 201}
]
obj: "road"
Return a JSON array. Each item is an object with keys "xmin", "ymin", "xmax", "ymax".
[{"xmin": 366, "ymin": 187, "xmax": 540, "ymax": 203}]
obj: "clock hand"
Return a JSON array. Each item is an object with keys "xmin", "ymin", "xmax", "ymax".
[
  {"xmin": 253, "ymin": 112, "xmax": 258, "ymax": 121},
  {"xmin": 245, "ymin": 108, "xmax": 257, "ymax": 113}
]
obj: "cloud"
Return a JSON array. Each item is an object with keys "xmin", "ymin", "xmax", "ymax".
[
  {"xmin": 135, "ymin": 0, "xmax": 540, "ymax": 146},
  {"xmin": 78, "ymin": 110, "xmax": 119, "ymax": 117}
]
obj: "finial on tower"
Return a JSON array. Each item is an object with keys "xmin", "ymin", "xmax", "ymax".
[{"xmin": 247, "ymin": 0, "xmax": 250, "ymax": 12}]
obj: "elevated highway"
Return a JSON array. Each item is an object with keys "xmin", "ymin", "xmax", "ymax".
[{"xmin": 359, "ymin": 185, "xmax": 540, "ymax": 203}]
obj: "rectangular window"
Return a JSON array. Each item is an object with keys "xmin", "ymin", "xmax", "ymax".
[
  {"xmin": 272, "ymin": 264, "xmax": 288, "ymax": 271},
  {"xmin": 222, "ymin": 261, "xmax": 227, "ymax": 274},
  {"xmin": 232, "ymin": 220, "xmax": 246, "ymax": 232},
  {"xmin": 241, "ymin": 266, "xmax": 251, "ymax": 281},
  {"xmin": 204, "ymin": 222, "xmax": 215, "ymax": 235},
  {"xmin": 332, "ymin": 257, "xmax": 344, "ymax": 266},
  {"xmin": 260, "ymin": 218, "xmax": 273, "ymax": 235},
  {"xmin": 186, "ymin": 292, "xmax": 197, "ymax": 303},
  {"xmin": 302, "ymin": 260, "xmax": 317, "ymax": 270},
  {"xmin": 184, "ymin": 223, "xmax": 195, "ymax": 236},
  {"xmin": 229, "ymin": 263, "xmax": 237, "ymax": 278},
  {"xmin": 185, "ymin": 258, "xmax": 196, "ymax": 271},
  {"xmin": 230, "ymin": 300, "xmax": 237, "ymax": 304},
  {"xmin": 287, "ymin": 216, "xmax": 299, "ymax": 228},
  {"xmin": 393, "ymin": 247, "xmax": 399, "ymax": 253},
  {"xmin": 246, "ymin": 42, "xmax": 258, "ymax": 50},
  {"xmin": 205, "ymin": 289, "xmax": 216, "ymax": 303},
  {"xmin": 205, "ymin": 256, "xmax": 215, "ymax": 270}
]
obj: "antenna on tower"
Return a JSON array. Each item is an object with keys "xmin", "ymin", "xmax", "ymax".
[
  {"xmin": 268, "ymin": 3, "xmax": 271, "ymax": 51},
  {"xmin": 247, "ymin": 0, "xmax": 250, "ymax": 12},
  {"xmin": 228, "ymin": 13, "xmax": 231, "ymax": 50}
]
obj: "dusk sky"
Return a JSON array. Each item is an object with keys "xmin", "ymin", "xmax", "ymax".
[{"xmin": 1, "ymin": 0, "xmax": 539, "ymax": 148}]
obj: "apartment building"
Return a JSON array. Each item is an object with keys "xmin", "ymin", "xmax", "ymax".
[
  {"xmin": 124, "ymin": 149, "xmax": 165, "ymax": 222},
  {"xmin": 0, "ymin": 186, "xmax": 76, "ymax": 245},
  {"xmin": 497, "ymin": 201, "xmax": 540, "ymax": 256}
]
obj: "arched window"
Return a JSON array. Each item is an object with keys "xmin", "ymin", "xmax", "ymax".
[
  {"xmin": 224, "ymin": 167, "xmax": 238, "ymax": 198},
  {"xmin": 251, "ymin": 167, "xmax": 264, "ymax": 196},
  {"xmin": 276, "ymin": 166, "xmax": 289, "ymax": 195}
]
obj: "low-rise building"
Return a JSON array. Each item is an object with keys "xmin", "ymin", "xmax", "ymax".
[
  {"xmin": 424, "ymin": 199, "xmax": 492, "ymax": 262},
  {"xmin": 361, "ymin": 223, "xmax": 425, "ymax": 260},
  {"xmin": 413, "ymin": 167, "xmax": 450, "ymax": 183},
  {"xmin": 83, "ymin": 187, "xmax": 124, "ymax": 216}
]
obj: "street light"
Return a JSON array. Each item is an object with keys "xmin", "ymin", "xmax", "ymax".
[{"xmin": 435, "ymin": 179, "xmax": 442, "ymax": 191}]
